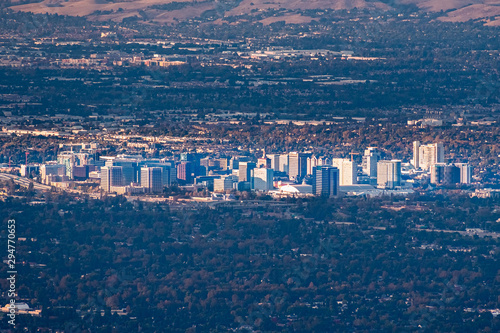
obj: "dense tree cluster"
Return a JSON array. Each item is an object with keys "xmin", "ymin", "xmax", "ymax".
[{"xmin": 1, "ymin": 194, "xmax": 499, "ymax": 331}]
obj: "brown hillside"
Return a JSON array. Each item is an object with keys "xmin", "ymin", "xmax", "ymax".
[{"xmin": 8, "ymin": 0, "xmax": 500, "ymax": 24}]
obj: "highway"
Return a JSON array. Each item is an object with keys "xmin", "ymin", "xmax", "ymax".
[{"xmin": 0, "ymin": 173, "xmax": 52, "ymax": 191}]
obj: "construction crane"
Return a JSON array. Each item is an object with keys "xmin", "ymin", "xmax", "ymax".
[{"xmin": 349, "ymin": 152, "xmax": 360, "ymax": 162}]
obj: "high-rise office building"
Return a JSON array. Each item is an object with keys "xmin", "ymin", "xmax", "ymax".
[
  {"xmin": 363, "ymin": 147, "xmax": 381, "ymax": 177},
  {"xmin": 141, "ymin": 167, "xmax": 163, "ymax": 193},
  {"xmin": 431, "ymin": 163, "xmax": 461, "ymax": 185},
  {"xmin": 40, "ymin": 164, "xmax": 66, "ymax": 182},
  {"xmin": 312, "ymin": 166, "xmax": 339, "ymax": 197},
  {"xmin": 267, "ymin": 154, "xmax": 280, "ymax": 171},
  {"xmin": 413, "ymin": 141, "xmax": 420, "ymax": 169},
  {"xmin": 219, "ymin": 158, "xmax": 229, "ymax": 171},
  {"xmin": 139, "ymin": 160, "xmax": 175, "ymax": 186},
  {"xmin": 416, "ymin": 142, "xmax": 444, "ymax": 171},
  {"xmin": 180, "ymin": 152, "xmax": 201, "ymax": 177},
  {"xmin": 20, "ymin": 165, "xmax": 39, "ymax": 178},
  {"xmin": 229, "ymin": 156, "xmax": 252, "ymax": 171},
  {"xmin": 214, "ymin": 176, "xmax": 235, "ymax": 192},
  {"xmin": 177, "ymin": 161, "xmax": 194, "ymax": 183},
  {"xmin": 430, "ymin": 163, "xmax": 444, "ymax": 184},
  {"xmin": 279, "ymin": 154, "xmax": 289, "ymax": 173},
  {"xmin": 229, "ymin": 157, "xmax": 239, "ymax": 170},
  {"xmin": 100, "ymin": 166, "xmax": 123, "ymax": 192},
  {"xmin": 238, "ymin": 162, "xmax": 256, "ymax": 183},
  {"xmin": 111, "ymin": 160, "xmax": 135, "ymax": 185},
  {"xmin": 161, "ymin": 160, "xmax": 176, "ymax": 185},
  {"xmin": 257, "ymin": 157, "xmax": 271, "ymax": 169},
  {"xmin": 377, "ymin": 160, "xmax": 401, "ymax": 189},
  {"xmin": 444, "ymin": 164, "xmax": 460, "ymax": 184},
  {"xmin": 200, "ymin": 157, "xmax": 211, "ymax": 171},
  {"xmin": 288, "ymin": 152, "xmax": 308, "ymax": 181},
  {"xmin": 57, "ymin": 153, "xmax": 76, "ymax": 179},
  {"xmin": 456, "ymin": 163, "xmax": 472, "ymax": 184},
  {"xmin": 253, "ymin": 168, "xmax": 274, "ymax": 191},
  {"xmin": 331, "ymin": 158, "xmax": 357, "ymax": 185}
]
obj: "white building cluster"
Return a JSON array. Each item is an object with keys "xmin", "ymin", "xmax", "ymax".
[{"xmin": 17, "ymin": 140, "xmax": 474, "ymax": 198}]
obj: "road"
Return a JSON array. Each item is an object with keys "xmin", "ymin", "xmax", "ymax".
[{"xmin": 0, "ymin": 173, "xmax": 52, "ymax": 191}]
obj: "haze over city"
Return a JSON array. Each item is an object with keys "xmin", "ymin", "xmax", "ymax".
[{"xmin": 0, "ymin": 0, "xmax": 499, "ymax": 331}]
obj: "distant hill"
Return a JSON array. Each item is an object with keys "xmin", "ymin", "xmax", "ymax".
[{"xmin": 8, "ymin": 0, "xmax": 500, "ymax": 25}]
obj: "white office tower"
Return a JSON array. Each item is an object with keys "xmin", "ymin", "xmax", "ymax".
[
  {"xmin": 456, "ymin": 163, "xmax": 473, "ymax": 184},
  {"xmin": 279, "ymin": 154, "xmax": 289, "ymax": 174},
  {"xmin": 413, "ymin": 141, "xmax": 420, "ymax": 169},
  {"xmin": 307, "ymin": 156, "xmax": 318, "ymax": 175},
  {"xmin": 141, "ymin": 167, "xmax": 163, "ymax": 193},
  {"xmin": 253, "ymin": 168, "xmax": 274, "ymax": 191},
  {"xmin": 267, "ymin": 154, "xmax": 280, "ymax": 171},
  {"xmin": 331, "ymin": 158, "xmax": 357, "ymax": 185},
  {"xmin": 100, "ymin": 166, "xmax": 123, "ymax": 192},
  {"xmin": 418, "ymin": 142, "xmax": 444, "ymax": 171},
  {"xmin": 363, "ymin": 147, "xmax": 381, "ymax": 177},
  {"xmin": 377, "ymin": 160, "xmax": 402, "ymax": 189},
  {"xmin": 214, "ymin": 176, "xmax": 235, "ymax": 192},
  {"xmin": 288, "ymin": 152, "xmax": 308, "ymax": 181}
]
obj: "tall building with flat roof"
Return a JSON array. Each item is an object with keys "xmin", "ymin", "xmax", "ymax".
[
  {"xmin": 331, "ymin": 158, "xmax": 357, "ymax": 185},
  {"xmin": 229, "ymin": 157, "xmax": 239, "ymax": 170},
  {"xmin": 141, "ymin": 161, "xmax": 175, "ymax": 186},
  {"xmin": 377, "ymin": 160, "xmax": 401, "ymax": 189},
  {"xmin": 431, "ymin": 163, "xmax": 461, "ymax": 185},
  {"xmin": 40, "ymin": 164, "xmax": 66, "ymax": 183},
  {"xmin": 253, "ymin": 168, "xmax": 274, "ymax": 191},
  {"xmin": 20, "ymin": 165, "xmax": 39, "ymax": 178},
  {"xmin": 214, "ymin": 176, "xmax": 235, "ymax": 192},
  {"xmin": 105, "ymin": 159, "xmax": 136, "ymax": 184},
  {"xmin": 238, "ymin": 162, "xmax": 256, "ymax": 183},
  {"xmin": 177, "ymin": 161, "xmax": 194, "ymax": 184},
  {"xmin": 288, "ymin": 152, "xmax": 308, "ymax": 181},
  {"xmin": 362, "ymin": 147, "xmax": 380, "ymax": 177},
  {"xmin": 257, "ymin": 157, "xmax": 271, "ymax": 169},
  {"xmin": 413, "ymin": 141, "xmax": 420, "ymax": 169},
  {"xmin": 141, "ymin": 167, "xmax": 163, "ymax": 193},
  {"xmin": 430, "ymin": 164, "xmax": 444, "ymax": 184},
  {"xmin": 456, "ymin": 163, "xmax": 472, "ymax": 184},
  {"xmin": 418, "ymin": 142, "xmax": 444, "ymax": 171},
  {"xmin": 100, "ymin": 166, "xmax": 123, "ymax": 192},
  {"xmin": 219, "ymin": 158, "xmax": 229, "ymax": 171},
  {"xmin": 279, "ymin": 154, "xmax": 289, "ymax": 173},
  {"xmin": 312, "ymin": 166, "xmax": 339, "ymax": 197},
  {"xmin": 267, "ymin": 154, "xmax": 280, "ymax": 171}
]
